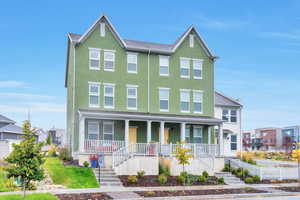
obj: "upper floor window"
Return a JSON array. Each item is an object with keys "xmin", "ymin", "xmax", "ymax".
[
  {"xmin": 104, "ymin": 84, "xmax": 115, "ymax": 108},
  {"xmin": 189, "ymin": 34, "xmax": 194, "ymax": 48},
  {"xmin": 180, "ymin": 58, "xmax": 190, "ymax": 78},
  {"xmin": 103, "ymin": 121, "xmax": 114, "ymax": 140},
  {"xmin": 127, "ymin": 85, "xmax": 138, "ymax": 110},
  {"xmin": 194, "ymin": 126, "xmax": 203, "ymax": 143},
  {"xmin": 104, "ymin": 50, "xmax": 115, "ymax": 71},
  {"xmin": 100, "ymin": 22, "xmax": 105, "ymax": 37},
  {"xmin": 159, "ymin": 56, "xmax": 169, "ymax": 76},
  {"xmin": 193, "ymin": 90, "xmax": 203, "ymax": 113},
  {"xmin": 88, "ymin": 82, "xmax": 100, "ymax": 107},
  {"xmin": 193, "ymin": 59, "xmax": 203, "ymax": 79},
  {"xmin": 89, "ymin": 48, "xmax": 100, "ymax": 70},
  {"xmin": 127, "ymin": 52, "xmax": 137, "ymax": 73},
  {"xmin": 159, "ymin": 88, "xmax": 169, "ymax": 112},
  {"xmin": 222, "ymin": 109, "xmax": 237, "ymax": 123},
  {"xmin": 87, "ymin": 121, "xmax": 99, "ymax": 140},
  {"xmin": 180, "ymin": 89, "xmax": 190, "ymax": 112}
]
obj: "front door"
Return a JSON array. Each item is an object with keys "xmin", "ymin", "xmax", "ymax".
[
  {"xmin": 164, "ymin": 128, "xmax": 169, "ymax": 144},
  {"xmin": 129, "ymin": 127, "xmax": 137, "ymax": 144}
]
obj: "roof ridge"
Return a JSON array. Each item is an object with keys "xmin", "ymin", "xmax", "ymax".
[
  {"xmin": 215, "ymin": 90, "xmax": 242, "ymax": 106},
  {"xmin": 124, "ymin": 39, "xmax": 173, "ymax": 46}
]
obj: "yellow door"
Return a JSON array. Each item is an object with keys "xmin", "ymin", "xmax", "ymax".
[
  {"xmin": 129, "ymin": 128, "xmax": 137, "ymax": 144},
  {"xmin": 164, "ymin": 128, "xmax": 169, "ymax": 144}
]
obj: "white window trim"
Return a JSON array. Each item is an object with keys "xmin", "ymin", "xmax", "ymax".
[
  {"xmin": 159, "ymin": 55, "xmax": 169, "ymax": 76},
  {"xmin": 180, "ymin": 57, "xmax": 190, "ymax": 79},
  {"xmin": 193, "ymin": 125, "xmax": 203, "ymax": 143},
  {"xmin": 87, "ymin": 121, "xmax": 99, "ymax": 140},
  {"xmin": 103, "ymin": 83, "xmax": 115, "ymax": 109},
  {"xmin": 88, "ymin": 82, "xmax": 101, "ymax": 108},
  {"xmin": 159, "ymin": 88, "xmax": 170, "ymax": 112},
  {"xmin": 100, "ymin": 22, "xmax": 105, "ymax": 37},
  {"xmin": 189, "ymin": 34, "xmax": 194, "ymax": 48},
  {"xmin": 89, "ymin": 48, "xmax": 100, "ymax": 70},
  {"xmin": 103, "ymin": 121, "xmax": 114, "ymax": 140},
  {"xmin": 127, "ymin": 52, "xmax": 138, "ymax": 74},
  {"xmin": 180, "ymin": 89, "xmax": 190, "ymax": 113},
  {"xmin": 193, "ymin": 90, "xmax": 203, "ymax": 114},
  {"xmin": 193, "ymin": 59, "xmax": 203, "ymax": 79},
  {"xmin": 127, "ymin": 86, "xmax": 138, "ymax": 110},
  {"xmin": 223, "ymin": 109, "xmax": 238, "ymax": 123},
  {"xmin": 103, "ymin": 50, "xmax": 115, "ymax": 72}
]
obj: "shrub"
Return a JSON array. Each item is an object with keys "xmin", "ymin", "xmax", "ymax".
[
  {"xmin": 145, "ymin": 191, "xmax": 155, "ymax": 196},
  {"xmin": 27, "ymin": 183, "xmax": 37, "ymax": 190},
  {"xmin": 159, "ymin": 164, "xmax": 171, "ymax": 177},
  {"xmin": 232, "ymin": 168, "xmax": 238, "ymax": 175},
  {"xmin": 180, "ymin": 171, "xmax": 188, "ymax": 178},
  {"xmin": 137, "ymin": 170, "xmax": 145, "ymax": 178},
  {"xmin": 158, "ymin": 174, "xmax": 168, "ymax": 184},
  {"xmin": 4, "ymin": 178, "xmax": 17, "ymax": 190},
  {"xmin": 237, "ymin": 171, "xmax": 243, "ymax": 178},
  {"xmin": 58, "ymin": 147, "xmax": 72, "ymax": 161},
  {"xmin": 217, "ymin": 177, "xmax": 225, "ymax": 184},
  {"xmin": 177, "ymin": 175, "xmax": 186, "ymax": 184},
  {"xmin": 83, "ymin": 161, "xmax": 89, "ymax": 168},
  {"xmin": 253, "ymin": 176, "xmax": 261, "ymax": 182},
  {"xmin": 48, "ymin": 144, "xmax": 57, "ymax": 157},
  {"xmin": 202, "ymin": 171, "xmax": 209, "ymax": 178},
  {"xmin": 198, "ymin": 175, "xmax": 207, "ymax": 183},
  {"xmin": 237, "ymin": 168, "xmax": 242, "ymax": 174},
  {"xmin": 128, "ymin": 175, "xmax": 138, "ymax": 183},
  {"xmin": 223, "ymin": 163, "xmax": 230, "ymax": 172},
  {"xmin": 243, "ymin": 169, "xmax": 249, "ymax": 177},
  {"xmin": 186, "ymin": 174, "xmax": 198, "ymax": 185},
  {"xmin": 244, "ymin": 177, "xmax": 254, "ymax": 184}
]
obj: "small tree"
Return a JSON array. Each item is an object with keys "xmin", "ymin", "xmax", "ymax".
[
  {"xmin": 46, "ymin": 133, "xmax": 52, "ymax": 145},
  {"xmin": 5, "ymin": 120, "xmax": 45, "ymax": 198},
  {"xmin": 174, "ymin": 142, "xmax": 193, "ymax": 173},
  {"xmin": 291, "ymin": 142, "xmax": 300, "ymax": 186}
]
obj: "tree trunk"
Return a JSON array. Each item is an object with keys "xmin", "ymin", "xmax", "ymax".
[{"xmin": 22, "ymin": 179, "xmax": 26, "ymax": 198}]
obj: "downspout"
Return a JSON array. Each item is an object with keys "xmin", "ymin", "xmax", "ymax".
[{"xmin": 147, "ymin": 49, "xmax": 151, "ymax": 112}]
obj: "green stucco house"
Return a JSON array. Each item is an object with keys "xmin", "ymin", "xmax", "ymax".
[{"xmin": 65, "ymin": 15, "xmax": 226, "ymax": 175}]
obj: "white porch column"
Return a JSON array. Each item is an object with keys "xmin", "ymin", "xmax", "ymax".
[
  {"xmin": 160, "ymin": 121, "xmax": 165, "ymax": 144},
  {"xmin": 208, "ymin": 126, "xmax": 212, "ymax": 145},
  {"xmin": 147, "ymin": 120, "xmax": 152, "ymax": 143},
  {"xmin": 180, "ymin": 122, "xmax": 186, "ymax": 142},
  {"xmin": 79, "ymin": 116, "xmax": 85, "ymax": 152},
  {"xmin": 218, "ymin": 124, "xmax": 224, "ymax": 156},
  {"xmin": 125, "ymin": 120, "xmax": 130, "ymax": 146}
]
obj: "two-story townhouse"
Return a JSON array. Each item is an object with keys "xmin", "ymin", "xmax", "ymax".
[
  {"xmin": 254, "ymin": 127, "xmax": 282, "ymax": 151},
  {"xmin": 281, "ymin": 126, "xmax": 299, "ymax": 152},
  {"xmin": 214, "ymin": 91, "xmax": 242, "ymax": 157},
  {"xmin": 65, "ymin": 15, "xmax": 225, "ymax": 175}
]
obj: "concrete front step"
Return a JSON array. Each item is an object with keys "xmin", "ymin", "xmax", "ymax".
[
  {"xmin": 93, "ymin": 168, "xmax": 123, "ymax": 187},
  {"xmin": 215, "ymin": 172, "xmax": 245, "ymax": 185}
]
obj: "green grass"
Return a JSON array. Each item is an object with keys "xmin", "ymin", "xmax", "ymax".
[
  {"xmin": 0, "ymin": 166, "xmax": 10, "ymax": 192},
  {"xmin": 44, "ymin": 157, "xmax": 99, "ymax": 188},
  {"xmin": 0, "ymin": 193, "xmax": 58, "ymax": 200}
]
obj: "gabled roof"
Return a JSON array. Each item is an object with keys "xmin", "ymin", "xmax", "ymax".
[
  {"xmin": 0, "ymin": 114, "xmax": 15, "ymax": 124},
  {"xmin": 214, "ymin": 91, "xmax": 242, "ymax": 108},
  {"xmin": 0, "ymin": 124, "xmax": 23, "ymax": 134}
]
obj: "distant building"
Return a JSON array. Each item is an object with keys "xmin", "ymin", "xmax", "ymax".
[
  {"xmin": 252, "ymin": 127, "xmax": 282, "ymax": 151},
  {"xmin": 48, "ymin": 128, "xmax": 66, "ymax": 146},
  {"xmin": 36, "ymin": 128, "xmax": 48, "ymax": 143},
  {"xmin": 242, "ymin": 130, "xmax": 253, "ymax": 151},
  {"xmin": 282, "ymin": 126, "xmax": 300, "ymax": 151}
]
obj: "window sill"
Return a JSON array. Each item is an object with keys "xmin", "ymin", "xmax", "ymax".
[
  {"xmin": 104, "ymin": 69, "xmax": 115, "ymax": 72},
  {"xmin": 89, "ymin": 105, "xmax": 100, "ymax": 108},
  {"xmin": 104, "ymin": 106, "xmax": 115, "ymax": 109},
  {"xmin": 128, "ymin": 71, "xmax": 138, "ymax": 74},
  {"xmin": 89, "ymin": 67, "xmax": 100, "ymax": 70},
  {"xmin": 160, "ymin": 109, "xmax": 169, "ymax": 112},
  {"xmin": 180, "ymin": 76, "xmax": 190, "ymax": 79},
  {"xmin": 181, "ymin": 110, "xmax": 190, "ymax": 113},
  {"xmin": 193, "ymin": 77, "xmax": 202, "ymax": 80},
  {"xmin": 160, "ymin": 74, "xmax": 169, "ymax": 77},
  {"xmin": 194, "ymin": 111, "xmax": 203, "ymax": 114},
  {"xmin": 127, "ymin": 107, "xmax": 137, "ymax": 110}
]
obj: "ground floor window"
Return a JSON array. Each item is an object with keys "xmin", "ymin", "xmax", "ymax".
[
  {"xmin": 87, "ymin": 121, "xmax": 99, "ymax": 140},
  {"xmin": 193, "ymin": 126, "xmax": 203, "ymax": 143},
  {"xmin": 231, "ymin": 135, "xmax": 237, "ymax": 150},
  {"xmin": 185, "ymin": 125, "xmax": 191, "ymax": 143},
  {"xmin": 103, "ymin": 121, "xmax": 114, "ymax": 140}
]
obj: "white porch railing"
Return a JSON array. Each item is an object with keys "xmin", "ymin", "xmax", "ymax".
[{"xmin": 84, "ymin": 140, "xmax": 125, "ymax": 153}]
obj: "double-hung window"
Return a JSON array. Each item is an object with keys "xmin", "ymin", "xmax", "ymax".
[
  {"xmin": 103, "ymin": 121, "xmax": 114, "ymax": 140},
  {"xmin": 159, "ymin": 56, "xmax": 169, "ymax": 76},
  {"xmin": 193, "ymin": 90, "xmax": 203, "ymax": 113},
  {"xmin": 222, "ymin": 109, "xmax": 237, "ymax": 123},
  {"xmin": 194, "ymin": 126, "xmax": 203, "ymax": 143},
  {"xmin": 231, "ymin": 135, "xmax": 237, "ymax": 150},
  {"xmin": 127, "ymin": 85, "xmax": 138, "ymax": 110},
  {"xmin": 87, "ymin": 121, "xmax": 99, "ymax": 140},
  {"xmin": 193, "ymin": 59, "xmax": 203, "ymax": 79},
  {"xmin": 89, "ymin": 48, "xmax": 100, "ymax": 70},
  {"xmin": 104, "ymin": 50, "xmax": 115, "ymax": 71},
  {"xmin": 180, "ymin": 89, "xmax": 190, "ymax": 112},
  {"xmin": 159, "ymin": 88, "xmax": 169, "ymax": 112},
  {"xmin": 185, "ymin": 125, "xmax": 191, "ymax": 143},
  {"xmin": 127, "ymin": 52, "xmax": 137, "ymax": 73},
  {"xmin": 104, "ymin": 84, "xmax": 115, "ymax": 108},
  {"xmin": 180, "ymin": 58, "xmax": 190, "ymax": 78},
  {"xmin": 88, "ymin": 82, "xmax": 100, "ymax": 107}
]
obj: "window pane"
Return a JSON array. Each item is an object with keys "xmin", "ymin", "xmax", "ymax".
[
  {"xmin": 160, "ymin": 66, "xmax": 168, "ymax": 75},
  {"xmin": 128, "ymin": 98, "xmax": 136, "ymax": 108},
  {"xmin": 104, "ymin": 134, "xmax": 113, "ymax": 140},
  {"xmin": 231, "ymin": 135, "xmax": 237, "ymax": 142},
  {"xmin": 160, "ymin": 57, "xmax": 169, "ymax": 66},
  {"xmin": 88, "ymin": 123, "xmax": 98, "ymax": 133},
  {"xmin": 231, "ymin": 143, "xmax": 237, "ymax": 150},
  {"xmin": 193, "ymin": 92, "xmax": 202, "ymax": 102},
  {"xmin": 231, "ymin": 110, "xmax": 237, "ymax": 116},
  {"xmin": 88, "ymin": 134, "xmax": 98, "ymax": 140},
  {"xmin": 194, "ymin": 102, "xmax": 202, "ymax": 112},
  {"xmin": 181, "ymin": 68, "xmax": 189, "ymax": 77},
  {"xmin": 194, "ymin": 127, "xmax": 203, "ymax": 137},
  {"xmin": 104, "ymin": 52, "xmax": 114, "ymax": 60},
  {"xmin": 127, "ymin": 54, "xmax": 137, "ymax": 63},
  {"xmin": 90, "ymin": 85, "xmax": 98, "ymax": 93},
  {"xmin": 194, "ymin": 69, "xmax": 202, "ymax": 78},
  {"xmin": 90, "ymin": 96, "xmax": 98, "ymax": 105},
  {"xmin": 103, "ymin": 123, "xmax": 113, "ymax": 134},
  {"xmin": 231, "ymin": 116, "xmax": 237, "ymax": 122},
  {"xmin": 180, "ymin": 59, "xmax": 189, "ymax": 68},
  {"xmin": 185, "ymin": 127, "xmax": 190, "ymax": 138},
  {"xmin": 181, "ymin": 102, "xmax": 189, "ymax": 111},
  {"xmin": 104, "ymin": 61, "xmax": 114, "ymax": 69},
  {"xmin": 222, "ymin": 110, "xmax": 228, "ymax": 115},
  {"xmin": 90, "ymin": 50, "xmax": 99, "ymax": 59},
  {"xmin": 222, "ymin": 116, "xmax": 229, "ymax": 121},
  {"xmin": 160, "ymin": 100, "xmax": 168, "ymax": 110},
  {"xmin": 105, "ymin": 87, "xmax": 113, "ymax": 95},
  {"xmin": 180, "ymin": 91, "xmax": 189, "ymax": 101},
  {"xmin": 128, "ymin": 88, "xmax": 136, "ymax": 96},
  {"xmin": 159, "ymin": 90, "xmax": 168, "ymax": 99},
  {"xmin": 105, "ymin": 96, "xmax": 113, "ymax": 106},
  {"xmin": 128, "ymin": 63, "xmax": 137, "ymax": 72},
  {"xmin": 194, "ymin": 137, "xmax": 202, "ymax": 143},
  {"xmin": 90, "ymin": 59, "xmax": 99, "ymax": 68}
]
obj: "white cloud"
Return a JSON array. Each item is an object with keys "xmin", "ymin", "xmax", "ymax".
[
  {"xmin": 0, "ymin": 92, "xmax": 55, "ymax": 100},
  {"xmin": 0, "ymin": 102, "xmax": 66, "ymax": 113},
  {"xmin": 0, "ymin": 81, "xmax": 27, "ymax": 88}
]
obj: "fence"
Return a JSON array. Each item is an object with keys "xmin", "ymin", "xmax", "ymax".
[
  {"xmin": 84, "ymin": 140, "xmax": 125, "ymax": 153},
  {"xmin": 230, "ymin": 159, "xmax": 299, "ymax": 180}
]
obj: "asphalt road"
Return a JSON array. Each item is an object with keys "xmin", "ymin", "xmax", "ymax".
[{"xmin": 237, "ymin": 195, "xmax": 300, "ymax": 200}]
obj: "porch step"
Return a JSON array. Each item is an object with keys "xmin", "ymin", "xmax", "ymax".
[
  {"xmin": 93, "ymin": 168, "xmax": 123, "ymax": 187},
  {"xmin": 215, "ymin": 172, "xmax": 245, "ymax": 185}
]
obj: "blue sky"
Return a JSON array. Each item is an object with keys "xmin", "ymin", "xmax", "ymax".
[{"xmin": 0, "ymin": 0, "xmax": 299, "ymax": 130}]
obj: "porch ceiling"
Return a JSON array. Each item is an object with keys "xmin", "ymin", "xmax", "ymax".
[{"xmin": 78, "ymin": 109, "xmax": 223, "ymax": 125}]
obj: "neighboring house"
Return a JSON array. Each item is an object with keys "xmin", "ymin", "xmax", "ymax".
[
  {"xmin": 36, "ymin": 128, "xmax": 48, "ymax": 143},
  {"xmin": 242, "ymin": 130, "xmax": 253, "ymax": 152},
  {"xmin": 282, "ymin": 126, "xmax": 300, "ymax": 151},
  {"xmin": 48, "ymin": 128, "xmax": 66, "ymax": 146},
  {"xmin": 214, "ymin": 91, "xmax": 242, "ymax": 157},
  {"xmin": 65, "ymin": 15, "xmax": 227, "ymax": 175},
  {"xmin": 253, "ymin": 127, "xmax": 282, "ymax": 151},
  {"xmin": 0, "ymin": 114, "xmax": 23, "ymax": 159}
]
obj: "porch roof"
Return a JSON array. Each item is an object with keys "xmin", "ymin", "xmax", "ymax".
[{"xmin": 78, "ymin": 109, "xmax": 223, "ymax": 125}]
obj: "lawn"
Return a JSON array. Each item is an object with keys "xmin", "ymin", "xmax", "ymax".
[
  {"xmin": 44, "ymin": 157, "xmax": 99, "ymax": 188},
  {"xmin": 0, "ymin": 193, "xmax": 58, "ymax": 200},
  {"xmin": 0, "ymin": 166, "xmax": 11, "ymax": 192}
]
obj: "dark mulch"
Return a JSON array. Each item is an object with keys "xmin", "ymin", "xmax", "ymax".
[
  {"xmin": 136, "ymin": 188, "xmax": 266, "ymax": 197},
  {"xmin": 56, "ymin": 193, "xmax": 112, "ymax": 200},
  {"xmin": 255, "ymin": 179, "xmax": 298, "ymax": 184},
  {"xmin": 119, "ymin": 175, "xmax": 221, "ymax": 187},
  {"xmin": 276, "ymin": 186, "xmax": 300, "ymax": 192}
]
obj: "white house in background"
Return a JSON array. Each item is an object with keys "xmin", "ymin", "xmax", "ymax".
[
  {"xmin": 214, "ymin": 91, "xmax": 243, "ymax": 157},
  {"xmin": 47, "ymin": 128, "xmax": 66, "ymax": 146}
]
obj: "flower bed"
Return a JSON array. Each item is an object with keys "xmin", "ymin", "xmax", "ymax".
[
  {"xmin": 56, "ymin": 193, "xmax": 112, "ymax": 200},
  {"xmin": 276, "ymin": 187, "xmax": 300, "ymax": 192}
]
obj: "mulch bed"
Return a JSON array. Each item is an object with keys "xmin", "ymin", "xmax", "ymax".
[
  {"xmin": 119, "ymin": 175, "xmax": 221, "ymax": 187},
  {"xmin": 56, "ymin": 193, "xmax": 112, "ymax": 200},
  {"xmin": 254, "ymin": 179, "xmax": 298, "ymax": 184},
  {"xmin": 136, "ymin": 188, "xmax": 267, "ymax": 197},
  {"xmin": 276, "ymin": 187, "xmax": 300, "ymax": 192}
]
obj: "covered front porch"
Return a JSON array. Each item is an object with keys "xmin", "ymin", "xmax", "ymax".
[{"xmin": 78, "ymin": 110, "xmax": 224, "ymax": 157}]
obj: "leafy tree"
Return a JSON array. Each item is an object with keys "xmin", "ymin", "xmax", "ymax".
[
  {"xmin": 174, "ymin": 142, "xmax": 193, "ymax": 173},
  {"xmin": 291, "ymin": 142, "xmax": 300, "ymax": 186},
  {"xmin": 46, "ymin": 133, "xmax": 52, "ymax": 145},
  {"xmin": 5, "ymin": 120, "xmax": 45, "ymax": 198}
]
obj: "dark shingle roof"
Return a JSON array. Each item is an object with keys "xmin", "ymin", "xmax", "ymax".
[
  {"xmin": 0, "ymin": 114, "xmax": 15, "ymax": 124},
  {"xmin": 68, "ymin": 33, "xmax": 81, "ymax": 42},
  {"xmin": 124, "ymin": 39, "xmax": 173, "ymax": 53},
  {"xmin": 215, "ymin": 91, "xmax": 242, "ymax": 107},
  {"xmin": 0, "ymin": 124, "xmax": 23, "ymax": 134}
]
